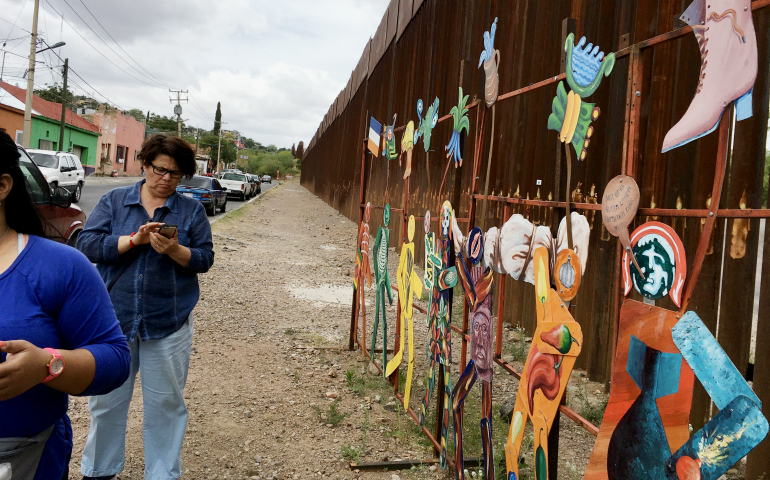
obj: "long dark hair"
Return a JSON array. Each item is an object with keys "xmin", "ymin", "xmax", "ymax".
[{"xmin": 0, "ymin": 131, "xmax": 45, "ymax": 236}]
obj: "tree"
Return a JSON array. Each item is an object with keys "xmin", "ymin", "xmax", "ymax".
[
  {"xmin": 146, "ymin": 113, "xmax": 182, "ymax": 132},
  {"xmin": 34, "ymin": 82, "xmax": 74, "ymax": 106},
  {"xmin": 127, "ymin": 109, "xmax": 145, "ymax": 122},
  {"xmin": 267, "ymin": 144, "xmax": 278, "ymax": 153},
  {"xmin": 243, "ymin": 138, "xmax": 256, "ymax": 149},
  {"xmin": 296, "ymin": 141, "xmax": 304, "ymax": 159},
  {"xmin": 214, "ymin": 102, "xmax": 222, "ymax": 135}
]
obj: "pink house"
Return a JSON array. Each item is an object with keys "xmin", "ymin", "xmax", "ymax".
[{"xmin": 82, "ymin": 106, "xmax": 146, "ymax": 175}]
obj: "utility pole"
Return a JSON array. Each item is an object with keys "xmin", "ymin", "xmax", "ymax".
[
  {"xmin": 215, "ymin": 120, "xmax": 227, "ymax": 175},
  {"xmin": 169, "ymin": 89, "xmax": 188, "ymax": 137},
  {"xmin": 22, "ymin": 0, "xmax": 40, "ymax": 148},
  {"xmin": 0, "ymin": 50, "xmax": 6, "ymax": 86},
  {"xmin": 58, "ymin": 58, "xmax": 68, "ymax": 151}
]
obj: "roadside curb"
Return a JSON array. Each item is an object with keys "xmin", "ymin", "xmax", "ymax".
[{"xmin": 209, "ymin": 183, "xmax": 281, "ymax": 225}]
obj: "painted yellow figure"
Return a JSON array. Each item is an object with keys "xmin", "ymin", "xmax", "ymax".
[
  {"xmin": 505, "ymin": 247, "xmax": 583, "ymax": 480},
  {"xmin": 385, "ymin": 216, "xmax": 423, "ymax": 405}
]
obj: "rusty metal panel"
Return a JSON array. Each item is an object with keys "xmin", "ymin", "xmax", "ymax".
[
  {"xmin": 396, "ymin": 0, "xmax": 413, "ymax": 42},
  {"xmin": 386, "ymin": 0, "xmax": 398, "ymax": 44},
  {"xmin": 356, "ymin": 40, "xmax": 371, "ymax": 89},
  {"xmin": 368, "ymin": 11, "xmax": 389, "ymax": 77}
]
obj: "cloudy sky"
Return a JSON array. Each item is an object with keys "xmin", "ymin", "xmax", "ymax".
[{"xmin": 0, "ymin": 0, "xmax": 390, "ymax": 148}]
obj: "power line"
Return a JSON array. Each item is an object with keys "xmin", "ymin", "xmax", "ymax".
[
  {"xmin": 44, "ymin": 0, "xmax": 167, "ymax": 89},
  {"xmin": 2, "ymin": 0, "xmax": 30, "ymax": 44},
  {"xmin": 0, "ymin": 17, "xmax": 32, "ymax": 35},
  {"xmin": 53, "ymin": 0, "xmax": 173, "ymax": 89},
  {"xmin": 73, "ymin": 0, "xmax": 177, "ymax": 90}
]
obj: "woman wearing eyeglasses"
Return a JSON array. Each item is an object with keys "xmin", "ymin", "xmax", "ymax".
[{"xmin": 76, "ymin": 134, "xmax": 214, "ymax": 480}]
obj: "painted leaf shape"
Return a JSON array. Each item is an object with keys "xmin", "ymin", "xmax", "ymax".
[
  {"xmin": 676, "ymin": 456, "xmax": 702, "ymax": 480},
  {"xmin": 536, "ymin": 255, "xmax": 548, "ymax": 305},
  {"xmin": 540, "ymin": 324, "xmax": 579, "ymax": 354},
  {"xmin": 511, "ymin": 411, "xmax": 523, "ymax": 440},
  {"xmin": 535, "ymin": 445, "xmax": 547, "ymax": 480}
]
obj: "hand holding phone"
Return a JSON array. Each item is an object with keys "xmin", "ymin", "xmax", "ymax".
[{"xmin": 158, "ymin": 224, "xmax": 178, "ymax": 239}]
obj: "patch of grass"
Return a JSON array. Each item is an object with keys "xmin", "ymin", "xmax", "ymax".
[
  {"xmin": 573, "ymin": 381, "xmax": 608, "ymax": 426},
  {"xmin": 311, "ymin": 399, "xmax": 350, "ymax": 426},
  {"xmin": 284, "ymin": 328, "xmax": 299, "ymax": 335},
  {"xmin": 510, "ymin": 327, "xmax": 529, "ymax": 363},
  {"xmin": 341, "ymin": 444, "xmax": 363, "ymax": 463}
]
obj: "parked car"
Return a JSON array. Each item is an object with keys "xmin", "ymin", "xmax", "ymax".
[
  {"xmin": 26, "ymin": 149, "xmax": 86, "ymax": 203},
  {"xmin": 247, "ymin": 174, "xmax": 261, "ymax": 196},
  {"xmin": 17, "ymin": 144, "xmax": 85, "ymax": 246},
  {"xmin": 219, "ymin": 172, "xmax": 251, "ymax": 200},
  {"xmin": 261, "ymin": 175, "xmax": 272, "ymax": 183},
  {"xmin": 177, "ymin": 175, "xmax": 228, "ymax": 216}
]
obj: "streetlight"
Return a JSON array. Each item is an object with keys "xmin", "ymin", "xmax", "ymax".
[
  {"xmin": 36, "ymin": 41, "xmax": 65, "ymax": 54},
  {"xmin": 22, "ymin": 0, "xmax": 66, "ymax": 148}
]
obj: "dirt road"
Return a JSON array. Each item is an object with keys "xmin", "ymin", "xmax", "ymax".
[{"xmin": 67, "ymin": 182, "xmax": 605, "ymax": 480}]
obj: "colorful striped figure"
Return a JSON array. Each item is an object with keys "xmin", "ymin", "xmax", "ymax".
[
  {"xmin": 452, "ymin": 226, "xmax": 495, "ymax": 480},
  {"xmin": 371, "ymin": 204, "xmax": 393, "ymax": 372},
  {"xmin": 419, "ymin": 201, "xmax": 457, "ymax": 469}
]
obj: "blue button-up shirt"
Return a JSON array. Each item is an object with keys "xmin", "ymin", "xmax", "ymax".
[{"xmin": 77, "ymin": 180, "xmax": 214, "ymax": 341}]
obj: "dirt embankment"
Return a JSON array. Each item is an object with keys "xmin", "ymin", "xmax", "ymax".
[{"xmin": 67, "ymin": 182, "xmax": 607, "ymax": 480}]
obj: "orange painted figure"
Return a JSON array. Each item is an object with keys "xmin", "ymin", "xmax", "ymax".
[
  {"xmin": 353, "ymin": 203, "xmax": 373, "ymax": 348},
  {"xmin": 504, "ymin": 247, "xmax": 582, "ymax": 480}
]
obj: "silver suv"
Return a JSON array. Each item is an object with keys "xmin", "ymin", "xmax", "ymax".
[{"xmin": 26, "ymin": 149, "xmax": 86, "ymax": 203}]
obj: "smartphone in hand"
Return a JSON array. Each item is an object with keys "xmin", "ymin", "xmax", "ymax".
[{"xmin": 158, "ymin": 224, "xmax": 178, "ymax": 238}]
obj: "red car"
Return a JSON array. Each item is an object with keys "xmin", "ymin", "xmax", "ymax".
[{"xmin": 17, "ymin": 144, "xmax": 85, "ymax": 246}]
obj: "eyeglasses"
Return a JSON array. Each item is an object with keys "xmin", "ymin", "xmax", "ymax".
[{"xmin": 151, "ymin": 165, "xmax": 184, "ymax": 179}]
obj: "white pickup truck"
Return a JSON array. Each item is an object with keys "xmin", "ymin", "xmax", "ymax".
[{"xmin": 219, "ymin": 172, "xmax": 252, "ymax": 200}]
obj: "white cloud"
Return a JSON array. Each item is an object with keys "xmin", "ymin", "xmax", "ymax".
[{"xmin": 0, "ymin": 0, "xmax": 390, "ymax": 147}]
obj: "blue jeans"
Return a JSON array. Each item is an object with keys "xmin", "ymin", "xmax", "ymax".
[{"xmin": 81, "ymin": 315, "xmax": 193, "ymax": 480}]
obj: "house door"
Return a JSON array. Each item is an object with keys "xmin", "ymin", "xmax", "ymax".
[
  {"xmin": 72, "ymin": 145, "xmax": 83, "ymax": 161},
  {"xmin": 38, "ymin": 139, "xmax": 53, "ymax": 150}
]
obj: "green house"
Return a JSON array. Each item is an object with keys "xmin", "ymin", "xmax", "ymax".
[{"xmin": 2, "ymin": 81, "xmax": 100, "ymax": 173}]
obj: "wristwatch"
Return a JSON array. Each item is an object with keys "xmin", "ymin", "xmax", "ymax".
[{"xmin": 42, "ymin": 348, "xmax": 65, "ymax": 383}]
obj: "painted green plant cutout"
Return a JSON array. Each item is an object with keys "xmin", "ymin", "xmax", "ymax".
[
  {"xmin": 445, "ymin": 87, "xmax": 470, "ymax": 168},
  {"xmin": 414, "ymin": 98, "xmax": 440, "ymax": 152}
]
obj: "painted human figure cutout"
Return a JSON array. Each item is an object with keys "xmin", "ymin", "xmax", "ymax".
[
  {"xmin": 419, "ymin": 201, "xmax": 457, "ymax": 469},
  {"xmin": 505, "ymin": 247, "xmax": 582, "ymax": 480},
  {"xmin": 385, "ymin": 216, "xmax": 423, "ymax": 407},
  {"xmin": 384, "ymin": 114, "xmax": 398, "ymax": 161},
  {"xmin": 451, "ymin": 227, "xmax": 495, "ymax": 480},
  {"xmin": 353, "ymin": 202, "xmax": 374, "ymax": 345},
  {"xmin": 371, "ymin": 204, "xmax": 393, "ymax": 372}
]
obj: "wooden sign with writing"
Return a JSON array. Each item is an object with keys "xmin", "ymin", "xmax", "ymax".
[{"xmin": 602, "ymin": 175, "xmax": 643, "ymax": 274}]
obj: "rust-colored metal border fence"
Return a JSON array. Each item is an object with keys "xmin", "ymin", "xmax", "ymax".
[{"xmin": 302, "ymin": 0, "xmax": 770, "ymax": 477}]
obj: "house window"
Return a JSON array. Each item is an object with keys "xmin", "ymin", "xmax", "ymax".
[{"xmin": 15, "ymin": 131, "xmax": 23, "ymax": 144}]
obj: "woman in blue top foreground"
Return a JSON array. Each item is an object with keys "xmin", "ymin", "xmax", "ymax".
[
  {"xmin": 0, "ymin": 131, "xmax": 131, "ymax": 479},
  {"xmin": 77, "ymin": 134, "xmax": 214, "ymax": 480}
]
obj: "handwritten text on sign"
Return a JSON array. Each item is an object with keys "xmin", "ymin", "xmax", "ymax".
[{"xmin": 602, "ymin": 175, "xmax": 640, "ymax": 237}]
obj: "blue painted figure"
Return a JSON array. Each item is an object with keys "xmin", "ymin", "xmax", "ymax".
[{"xmin": 607, "ymin": 335, "xmax": 682, "ymax": 479}]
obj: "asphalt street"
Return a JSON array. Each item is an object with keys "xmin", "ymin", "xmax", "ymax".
[{"xmin": 78, "ymin": 176, "xmax": 278, "ymax": 224}]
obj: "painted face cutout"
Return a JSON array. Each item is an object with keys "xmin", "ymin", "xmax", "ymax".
[
  {"xmin": 383, "ymin": 204, "xmax": 391, "ymax": 227},
  {"xmin": 471, "ymin": 305, "xmax": 493, "ymax": 381},
  {"xmin": 623, "ymin": 222, "xmax": 686, "ymax": 307},
  {"xmin": 407, "ymin": 215, "xmax": 415, "ymax": 242},
  {"xmin": 468, "ymin": 227, "xmax": 484, "ymax": 265},
  {"xmin": 424, "ymin": 210, "xmax": 431, "ymax": 234},
  {"xmin": 440, "ymin": 201, "xmax": 452, "ymax": 239}
]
